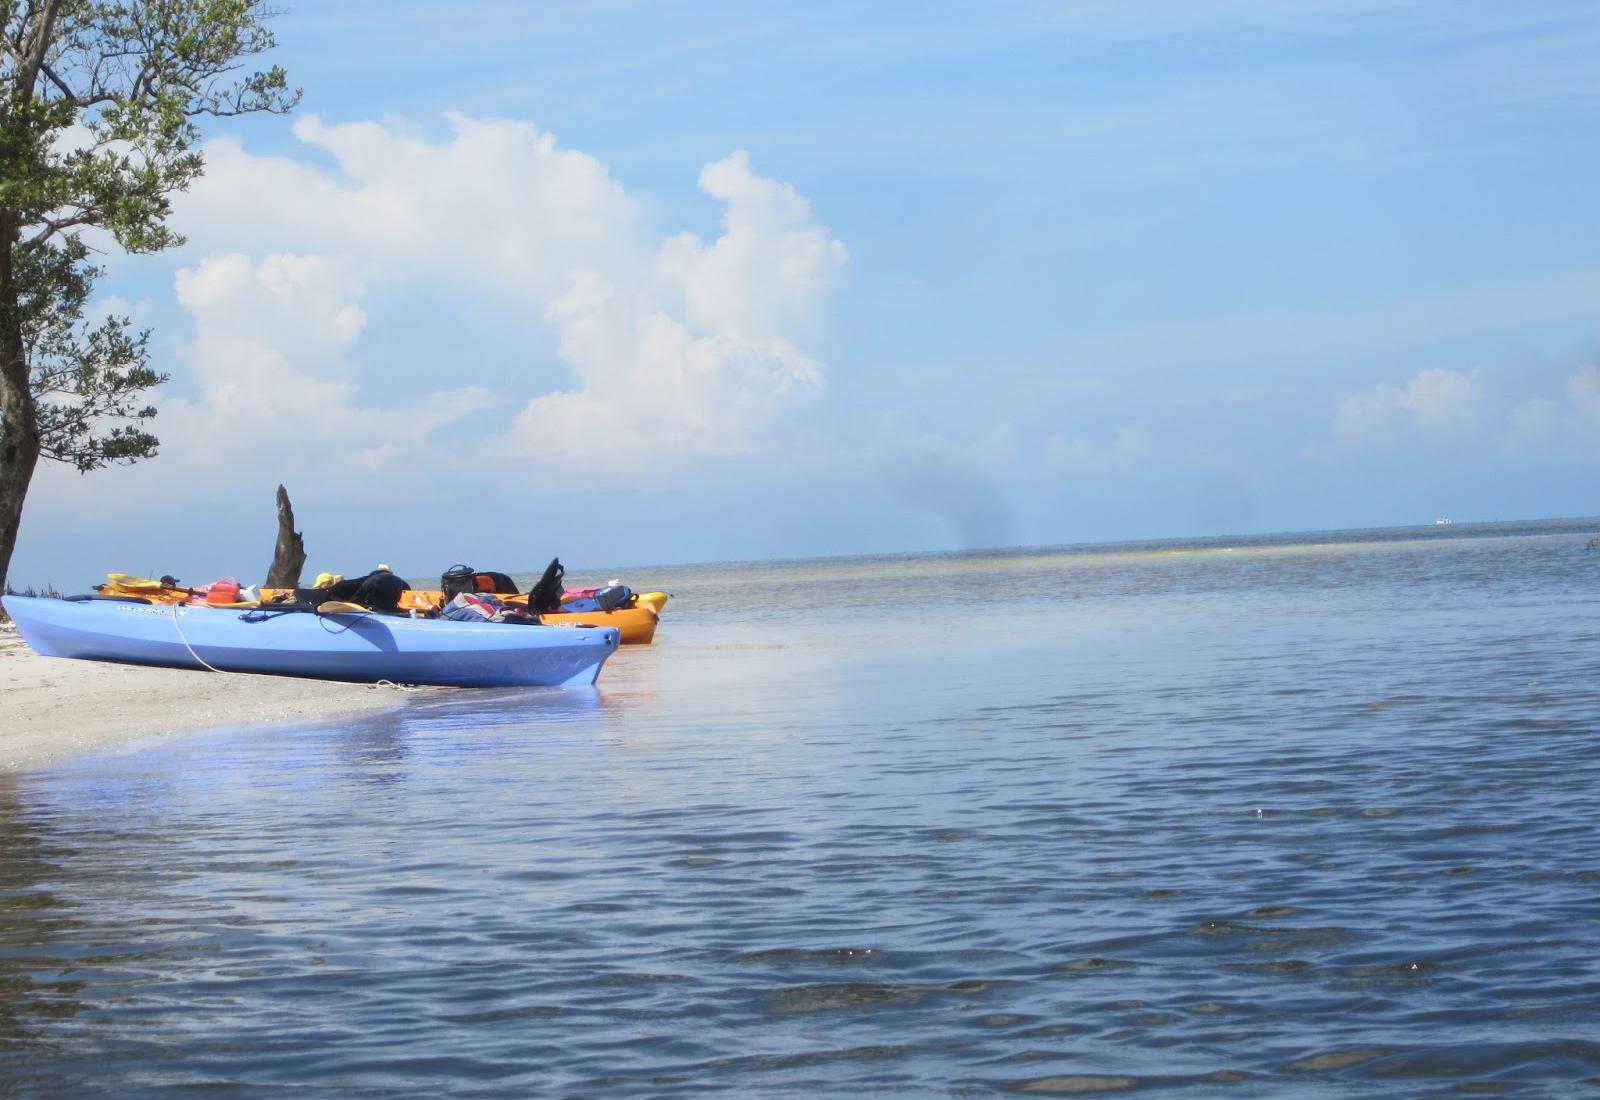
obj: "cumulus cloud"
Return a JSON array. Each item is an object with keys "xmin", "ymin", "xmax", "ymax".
[
  {"xmin": 157, "ymin": 117, "xmax": 849, "ymax": 486},
  {"xmin": 176, "ymin": 254, "xmax": 366, "ymax": 379},
  {"xmin": 160, "ymin": 253, "xmax": 491, "ymax": 481},
  {"xmin": 658, "ymin": 152, "xmax": 850, "ymax": 340},
  {"xmin": 1497, "ymin": 366, "xmax": 1600, "ymax": 452},
  {"xmin": 491, "ymin": 151, "xmax": 848, "ymax": 479},
  {"xmin": 1333, "ymin": 367, "xmax": 1483, "ymax": 445},
  {"xmin": 186, "ymin": 115, "xmax": 647, "ymax": 302},
  {"xmin": 25, "ymin": 248, "xmax": 496, "ymax": 530}
]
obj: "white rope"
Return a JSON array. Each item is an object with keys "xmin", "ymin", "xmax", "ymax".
[
  {"xmin": 171, "ymin": 602, "xmax": 229, "ymax": 674},
  {"xmin": 370, "ymin": 679, "xmax": 424, "ymax": 692},
  {"xmin": 177, "ymin": 603, "xmax": 423, "ymax": 690}
]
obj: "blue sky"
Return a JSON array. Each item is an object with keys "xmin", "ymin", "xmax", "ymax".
[{"xmin": 14, "ymin": 1, "xmax": 1600, "ymax": 586}]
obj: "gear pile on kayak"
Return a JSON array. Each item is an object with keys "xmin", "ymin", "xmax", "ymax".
[{"xmin": 1, "ymin": 557, "xmax": 670, "ymax": 689}]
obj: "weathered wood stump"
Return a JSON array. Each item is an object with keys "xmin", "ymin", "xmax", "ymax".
[{"xmin": 264, "ymin": 484, "xmax": 306, "ymax": 588}]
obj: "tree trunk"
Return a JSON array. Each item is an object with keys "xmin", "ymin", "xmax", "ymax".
[
  {"xmin": 0, "ymin": 213, "xmax": 42, "ymax": 594},
  {"xmin": 0, "ymin": 6, "xmax": 61, "ymax": 594},
  {"xmin": 264, "ymin": 484, "xmax": 306, "ymax": 589},
  {"xmin": 0, "ymin": 414, "xmax": 41, "ymax": 595}
]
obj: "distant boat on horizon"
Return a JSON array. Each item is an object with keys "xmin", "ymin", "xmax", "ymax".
[{"xmin": 1435, "ymin": 515, "xmax": 1453, "ymax": 525}]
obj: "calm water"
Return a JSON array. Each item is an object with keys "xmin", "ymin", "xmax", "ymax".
[{"xmin": 4, "ymin": 519, "xmax": 1600, "ymax": 1097}]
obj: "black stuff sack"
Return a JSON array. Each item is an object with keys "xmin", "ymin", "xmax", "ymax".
[
  {"xmin": 354, "ymin": 571, "xmax": 411, "ymax": 612},
  {"xmin": 327, "ymin": 571, "xmax": 412, "ymax": 612},
  {"xmin": 528, "ymin": 557, "xmax": 565, "ymax": 614}
]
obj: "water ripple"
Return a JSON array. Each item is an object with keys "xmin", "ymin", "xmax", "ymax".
[{"xmin": 3, "ymin": 528, "xmax": 1600, "ymax": 1094}]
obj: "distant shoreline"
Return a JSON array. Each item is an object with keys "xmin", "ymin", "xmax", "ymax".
[
  {"xmin": 7, "ymin": 514, "xmax": 1598, "ymax": 594},
  {"xmin": 0, "ymin": 622, "xmax": 407, "ymax": 773}
]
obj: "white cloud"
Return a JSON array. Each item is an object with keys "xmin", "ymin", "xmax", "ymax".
[
  {"xmin": 158, "ymin": 253, "xmax": 491, "ymax": 481},
  {"xmin": 1041, "ymin": 424, "xmax": 1151, "ymax": 475},
  {"xmin": 94, "ymin": 294, "xmax": 154, "ymax": 326},
  {"xmin": 974, "ymin": 422, "xmax": 1020, "ymax": 467},
  {"xmin": 490, "ymin": 152, "xmax": 847, "ymax": 479},
  {"xmin": 186, "ymin": 114, "xmax": 648, "ymax": 302},
  {"xmin": 1567, "ymin": 365, "xmax": 1600, "ymax": 422},
  {"xmin": 1502, "ymin": 396, "xmax": 1561, "ymax": 452},
  {"xmin": 1405, "ymin": 368, "xmax": 1484, "ymax": 433},
  {"xmin": 658, "ymin": 151, "xmax": 850, "ymax": 340},
  {"xmin": 1473, "ymin": 365, "xmax": 1600, "ymax": 454},
  {"xmin": 26, "ymin": 249, "xmax": 496, "ymax": 528},
  {"xmin": 175, "ymin": 254, "xmax": 367, "ymax": 381},
  {"xmin": 1333, "ymin": 367, "xmax": 1483, "ymax": 445},
  {"xmin": 154, "ymin": 120, "xmax": 850, "ymax": 487}
]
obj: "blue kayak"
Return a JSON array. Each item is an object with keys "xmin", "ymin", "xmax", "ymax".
[{"xmin": 1, "ymin": 595, "xmax": 620, "ymax": 688}]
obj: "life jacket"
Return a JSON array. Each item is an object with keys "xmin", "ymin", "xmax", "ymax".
[{"xmin": 97, "ymin": 573, "xmax": 193, "ymax": 604}]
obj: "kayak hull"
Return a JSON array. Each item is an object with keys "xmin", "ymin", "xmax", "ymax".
[
  {"xmin": 540, "ymin": 605, "xmax": 658, "ymax": 645},
  {"xmin": 633, "ymin": 591, "xmax": 670, "ymax": 615},
  {"xmin": 2, "ymin": 596, "xmax": 619, "ymax": 688}
]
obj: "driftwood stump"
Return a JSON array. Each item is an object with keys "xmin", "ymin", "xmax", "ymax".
[{"xmin": 264, "ymin": 484, "xmax": 306, "ymax": 588}]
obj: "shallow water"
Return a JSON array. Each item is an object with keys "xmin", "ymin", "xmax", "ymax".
[{"xmin": 4, "ymin": 519, "xmax": 1600, "ymax": 1096}]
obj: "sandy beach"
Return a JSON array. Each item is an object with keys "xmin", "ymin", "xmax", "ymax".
[{"xmin": 0, "ymin": 619, "xmax": 408, "ymax": 773}]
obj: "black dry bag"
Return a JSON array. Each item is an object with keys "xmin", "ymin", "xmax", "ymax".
[
  {"xmin": 528, "ymin": 557, "xmax": 565, "ymax": 614},
  {"xmin": 441, "ymin": 564, "xmax": 477, "ymax": 601}
]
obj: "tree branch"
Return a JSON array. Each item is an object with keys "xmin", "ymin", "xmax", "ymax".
[
  {"xmin": 34, "ymin": 56, "xmax": 75, "ymax": 99},
  {"xmin": 22, "ymin": 212, "xmax": 100, "ymax": 251},
  {"xmin": 17, "ymin": 0, "xmax": 63, "ymax": 98}
]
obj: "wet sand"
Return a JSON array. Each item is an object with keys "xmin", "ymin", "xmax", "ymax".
[{"xmin": 0, "ymin": 621, "xmax": 407, "ymax": 772}]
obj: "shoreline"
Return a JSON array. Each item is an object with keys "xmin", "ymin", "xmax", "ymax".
[{"xmin": 0, "ymin": 621, "xmax": 408, "ymax": 773}]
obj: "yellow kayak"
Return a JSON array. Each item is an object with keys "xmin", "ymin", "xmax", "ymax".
[
  {"xmin": 530, "ymin": 603, "xmax": 660, "ymax": 645},
  {"xmin": 402, "ymin": 589, "xmax": 670, "ymax": 646},
  {"xmin": 634, "ymin": 591, "xmax": 670, "ymax": 614}
]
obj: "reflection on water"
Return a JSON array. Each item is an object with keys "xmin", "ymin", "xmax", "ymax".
[
  {"xmin": 329, "ymin": 688, "xmax": 611, "ymax": 783},
  {"xmin": 0, "ymin": 776, "xmax": 83, "ymax": 1054},
  {"xmin": 2, "ymin": 518, "xmax": 1600, "ymax": 1096}
]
